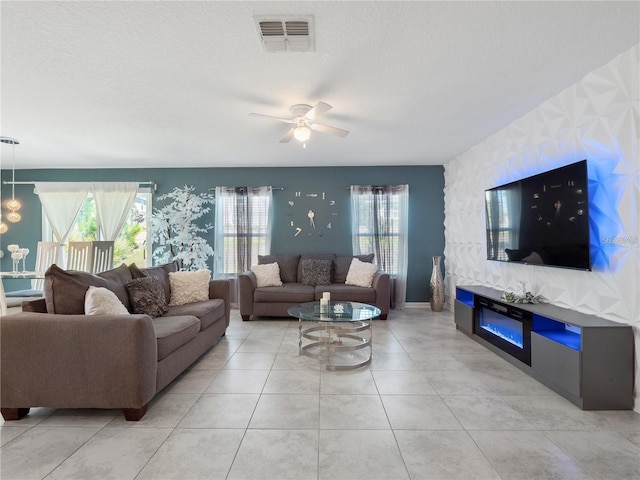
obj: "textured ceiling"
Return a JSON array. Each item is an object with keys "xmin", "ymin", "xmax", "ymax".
[{"xmin": 1, "ymin": 1, "xmax": 638, "ymax": 169}]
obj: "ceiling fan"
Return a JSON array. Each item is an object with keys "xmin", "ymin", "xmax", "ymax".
[{"xmin": 249, "ymin": 101, "xmax": 349, "ymax": 144}]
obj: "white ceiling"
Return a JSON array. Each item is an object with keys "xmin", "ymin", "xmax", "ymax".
[{"xmin": 1, "ymin": 1, "xmax": 638, "ymax": 170}]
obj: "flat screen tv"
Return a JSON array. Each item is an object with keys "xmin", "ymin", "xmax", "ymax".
[{"xmin": 485, "ymin": 160, "xmax": 591, "ymax": 270}]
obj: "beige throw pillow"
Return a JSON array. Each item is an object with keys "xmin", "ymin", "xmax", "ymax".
[
  {"xmin": 251, "ymin": 262, "xmax": 283, "ymax": 287},
  {"xmin": 85, "ymin": 286, "xmax": 129, "ymax": 315},
  {"xmin": 168, "ymin": 269, "xmax": 211, "ymax": 306},
  {"xmin": 345, "ymin": 258, "xmax": 378, "ymax": 288}
]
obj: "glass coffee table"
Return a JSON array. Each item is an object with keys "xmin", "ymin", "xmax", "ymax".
[{"xmin": 288, "ymin": 301, "xmax": 381, "ymax": 371}]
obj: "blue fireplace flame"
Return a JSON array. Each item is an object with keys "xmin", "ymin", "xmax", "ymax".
[{"xmin": 479, "ymin": 309, "xmax": 524, "ymax": 349}]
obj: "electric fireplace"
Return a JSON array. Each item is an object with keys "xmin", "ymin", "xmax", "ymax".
[{"xmin": 474, "ymin": 296, "xmax": 532, "ymax": 365}]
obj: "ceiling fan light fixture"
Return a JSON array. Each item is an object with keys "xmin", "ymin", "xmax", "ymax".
[{"xmin": 293, "ymin": 125, "xmax": 311, "ymax": 142}]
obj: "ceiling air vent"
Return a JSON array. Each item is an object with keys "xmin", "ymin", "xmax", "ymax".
[{"xmin": 254, "ymin": 16, "xmax": 314, "ymax": 52}]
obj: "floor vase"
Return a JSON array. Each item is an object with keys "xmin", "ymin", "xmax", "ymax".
[{"xmin": 429, "ymin": 255, "xmax": 444, "ymax": 312}]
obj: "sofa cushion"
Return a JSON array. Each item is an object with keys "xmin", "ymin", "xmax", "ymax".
[
  {"xmin": 251, "ymin": 262, "xmax": 283, "ymax": 287},
  {"xmin": 258, "ymin": 254, "xmax": 300, "ymax": 283},
  {"xmin": 152, "ymin": 315, "xmax": 201, "ymax": 361},
  {"xmin": 44, "ymin": 263, "xmax": 133, "ymax": 314},
  {"xmin": 85, "ymin": 286, "xmax": 129, "ymax": 315},
  {"xmin": 254, "ymin": 283, "xmax": 315, "ymax": 303},
  {"xmin": 165, "ymin": 298, "xmax": 225, "ymax": 331},
  {"xmin": 126, "ymin": 277, "xmax": 169, "ymax": 318},
  {"xmin": 130, "ymin": 261, "xmax": 178, "ymax": 304},
  {"xmin": 300, "ymin": 259, "xmax": 332, "ymax": 285},
  {"xmin": 316, "ymin": 284, "xmax": 376, "ymax": 304},
  {"xmin": 168, "ymin": 270, "xmax": 210, "ymax": 306},
  {"xmin": 296, "ymin": 254, "xmax": 334, "ymax": 283},
  {"xmin": 333, "ymin": 254, "xmax": 375, "ymax": 284},
  {"xmin": 345, "ymin": 258, "xmax": 378, "ymax": 288}
]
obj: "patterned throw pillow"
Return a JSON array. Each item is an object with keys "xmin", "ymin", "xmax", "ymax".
[
  {"xmin": 85, "ymin": 286, "xmax": 129, "ymax": 315},
  {"xmin": 251, "ymin": 262, "xmax": 283, "ymax": 287},
  {"xmin": 126, "ymin": 277, "xmax": 169, "ymax": 318},
  {"xmin": 345, "ymin": 258, "xmax": 378, "ymax": 288},
  {"xmin": 168, "ymin": 269, "xmax": 211, "ymax": 306},
  {"xmin": 300, "ymin": 259, "xmax": 332, "ymax": 286}
]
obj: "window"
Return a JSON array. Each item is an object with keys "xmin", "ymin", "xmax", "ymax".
[
  {"xmin": 44, "ymin": 189, "xmax": 152, "ymax": 266},
  {"xmin": 351, "ymin": 185, "xmax": 409, "ymax": 308},
  {"xmin": 214, "ymin": 186, "xmax": 272, "ymax": 276}
]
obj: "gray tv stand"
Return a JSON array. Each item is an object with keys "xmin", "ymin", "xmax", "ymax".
[{"xmin": 455, "ymin": 285, "xmax": 634, "ymax": 410}]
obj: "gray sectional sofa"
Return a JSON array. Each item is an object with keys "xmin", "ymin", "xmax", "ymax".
[
  {"xmin": 1, "ymin": 261, "xmax": 230, "ymax": 422},
  {"xmin": 239, "ymin": 253, "xmax": 390, "ymax": 320}
]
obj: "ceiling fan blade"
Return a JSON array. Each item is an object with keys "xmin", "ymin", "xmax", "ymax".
[
  {"xmin": 249, "ymin": 113, "xmax": 294, "ymax": 124},
  {"xmin": 305, "ymin": 101, "xmax": 332, "ymax": 120},
  {"xmin": 279, "ymin": 128, "xmax": 295, "ymax": 143},
  {"xmin": 310, "ymin": 123, "xmax": 350, "ymax": 137}
]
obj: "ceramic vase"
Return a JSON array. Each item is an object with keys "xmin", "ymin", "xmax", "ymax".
[{"xmin": 429, "ymin": 255, "xmax": 445, "ymax": 312}]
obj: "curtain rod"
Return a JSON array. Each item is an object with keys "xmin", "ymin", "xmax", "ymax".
[{"xmin": 3, "ymin": 180, "xmax": 157, "ymax": 191}]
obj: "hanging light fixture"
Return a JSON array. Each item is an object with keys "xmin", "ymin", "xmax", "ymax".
[
  {"xmin": 293, "ymin": 125, "xmax": 311, "ymax": 142},
  {"xmin": 1, "ymin": 137, "xmax": 21, "ymax": 224}
]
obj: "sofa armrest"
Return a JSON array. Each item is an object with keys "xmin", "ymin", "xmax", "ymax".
[
  {"xmin": 1, "ymin": 312, "xmax": 157, "ymax": 410},
  {"xmin": 208, "ymin": 279, "xmax": 231, "ymax": 327},
  {"xmin": 372, "ymin": 271, "xmax": 390, "ymax": 317},
  {"xmin": 238, "ymin": 271, "xmax": 257, "ymax": 318}
]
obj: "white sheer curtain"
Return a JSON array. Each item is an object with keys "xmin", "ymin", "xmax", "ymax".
[
  {"xmin": 351, "ymin": 184, "xmax": 409, "ymax": 309},
  {"xmin": 214, "ymin": 186, "xmax": 273, "ymax": 302},
  {"xmin": 34, "ymin": 182, "xmax": 90, "ymax": 267},
  {"xmin": 91, "ymin": 182, "xmax": 138, "ymax": 240}
]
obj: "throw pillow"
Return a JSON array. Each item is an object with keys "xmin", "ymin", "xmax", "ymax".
[
  {"xmin": 85, "ymin": 286, "xmax": 129, "ymax": 315},
  {"xmin": 300, "ymin": 259, "xmax": 332, "ymax": 286},
  {"xmin": 251, "ymin": 262, "xmax": 283, "ymax": 287},
  {"xmin": 44, "ymin": 263, "xmax": 133, "ymax": 314},
  {"xmin": 129, "ymin": 261, "xmax": 178, "ymax": 302},
  {"xmin": 345, "ymin": 258, "xmax": 378, "ymax": 288},
  {"xmin": 168, "ymin": 269, "xmax": 211, "ymax": 306},
  {"xmin": 296, "ymin": 253, "xmax": 334, "ymax": 282},
  {"xmin": 126, "ymin": 277, "xmax": 169, "ymax": 318},
  {"xmin": 258, "ymin": 254, "xmax": 300, "ymax": 283},
  {"xmin": 333, "ymin": 254, "xmax": 375, "ymax": 283}
]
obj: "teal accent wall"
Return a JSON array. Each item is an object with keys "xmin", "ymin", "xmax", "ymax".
[{"xmin": 1, "ymin": 166, "xmax": 444, "ymax": 302}]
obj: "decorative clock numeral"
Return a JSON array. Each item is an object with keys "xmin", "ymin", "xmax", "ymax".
[
  {"xmin": 294, "ymin": 227, "xmax": 302, "ymax": 236},
  {"xmin": 322, "ymin": 192, "xmax": 326, "ymax": 200},
  {"xmin": 327, "ymin": 223, "xmax": 332, "ymax": 229},
  {"xmin": 289, "ymin": 221, "xmax": 294, "ymax": 226},
  {"xmin": 329, "ymin": 200, "xmax": 335, "ymax": 206},
  {"xmin": 288, "ymin": 201, "xmax": 294, "ymax": 206},
  {"xmin": 295, "ymin": 191, "xmax": 301, "ymax": 197}
]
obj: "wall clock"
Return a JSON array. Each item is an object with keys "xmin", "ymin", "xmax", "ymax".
[{"xmin": 288, "ymin": 191, "xmax": 337, "ymax": 237}]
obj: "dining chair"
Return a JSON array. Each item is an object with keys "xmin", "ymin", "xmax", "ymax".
[
  {"xmin": 91, "ymin": 241, "xmax": 114, "ymax": 273},
  {"xmin": 67, "ymin": 241, "xmax": 92, "ymax": 272}
]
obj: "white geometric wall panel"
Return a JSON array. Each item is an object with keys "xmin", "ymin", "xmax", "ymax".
[{"xmin": 444, "ymin": 44, "xmax": 640, "ymax": 408}]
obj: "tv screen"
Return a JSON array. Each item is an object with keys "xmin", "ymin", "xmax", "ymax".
[{"xmin": 485, "ymin": 160, "xmax": 591, "ymax": 270}]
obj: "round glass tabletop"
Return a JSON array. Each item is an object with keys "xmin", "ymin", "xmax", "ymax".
[{"xmin": 288, "ymin": 301, "xmax": 381, "ymax": 322}]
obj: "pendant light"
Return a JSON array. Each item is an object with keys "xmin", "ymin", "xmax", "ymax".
[{"xmin": 1, "ymin": 137, "xmax": 21, "ymax": 224}]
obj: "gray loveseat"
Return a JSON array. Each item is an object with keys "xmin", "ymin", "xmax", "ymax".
[
  {"xmin": 1, "ymin": 261, "xmax": 230, "ymax": 422},
  {"xmin": 239, "ymin": 253, "xmax": 390, "ymax": 320}
]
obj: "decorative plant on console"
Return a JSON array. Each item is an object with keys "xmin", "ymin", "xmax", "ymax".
[
  {"xmin": 500, "ymin": 281, "xmax": 545, "ymax": 304},
  {"xmin": 150, "ymin": 186, "xmax": 215, "ymax": 270}
]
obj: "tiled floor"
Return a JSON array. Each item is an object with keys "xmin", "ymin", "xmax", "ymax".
[{"xmin": 2, "ymin": 308, "xmax": 639, "ymax": 480}]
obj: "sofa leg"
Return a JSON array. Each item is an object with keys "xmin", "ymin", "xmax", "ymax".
[
  {"xmin": 122, "ymin": 404, "xmax": 148, "ymax": 421},
  {"xmin": 1, "ymin": 407, "xmax": 30, "ymax": 421},
  {"xmin": 379, "ymin": 314, "xmax": 388, "ymax": 320},
  {"xmin": 241, "ymin": 315, "xmax": 250, "ymax": 321}
]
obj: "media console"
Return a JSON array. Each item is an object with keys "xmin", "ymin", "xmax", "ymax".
[{"xmin": 455, "ymin": 285, "xmax": 634, "ymax": 410}]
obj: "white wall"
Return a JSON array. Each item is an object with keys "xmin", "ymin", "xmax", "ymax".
[{"xmin": 444, "ymin": 44, "xmax": 639, "ymax": 409}]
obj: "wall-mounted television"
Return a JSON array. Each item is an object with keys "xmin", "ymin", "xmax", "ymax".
[{"xmin": 485, "ymin": 160, "xmax": 591, "ymax": 270}]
